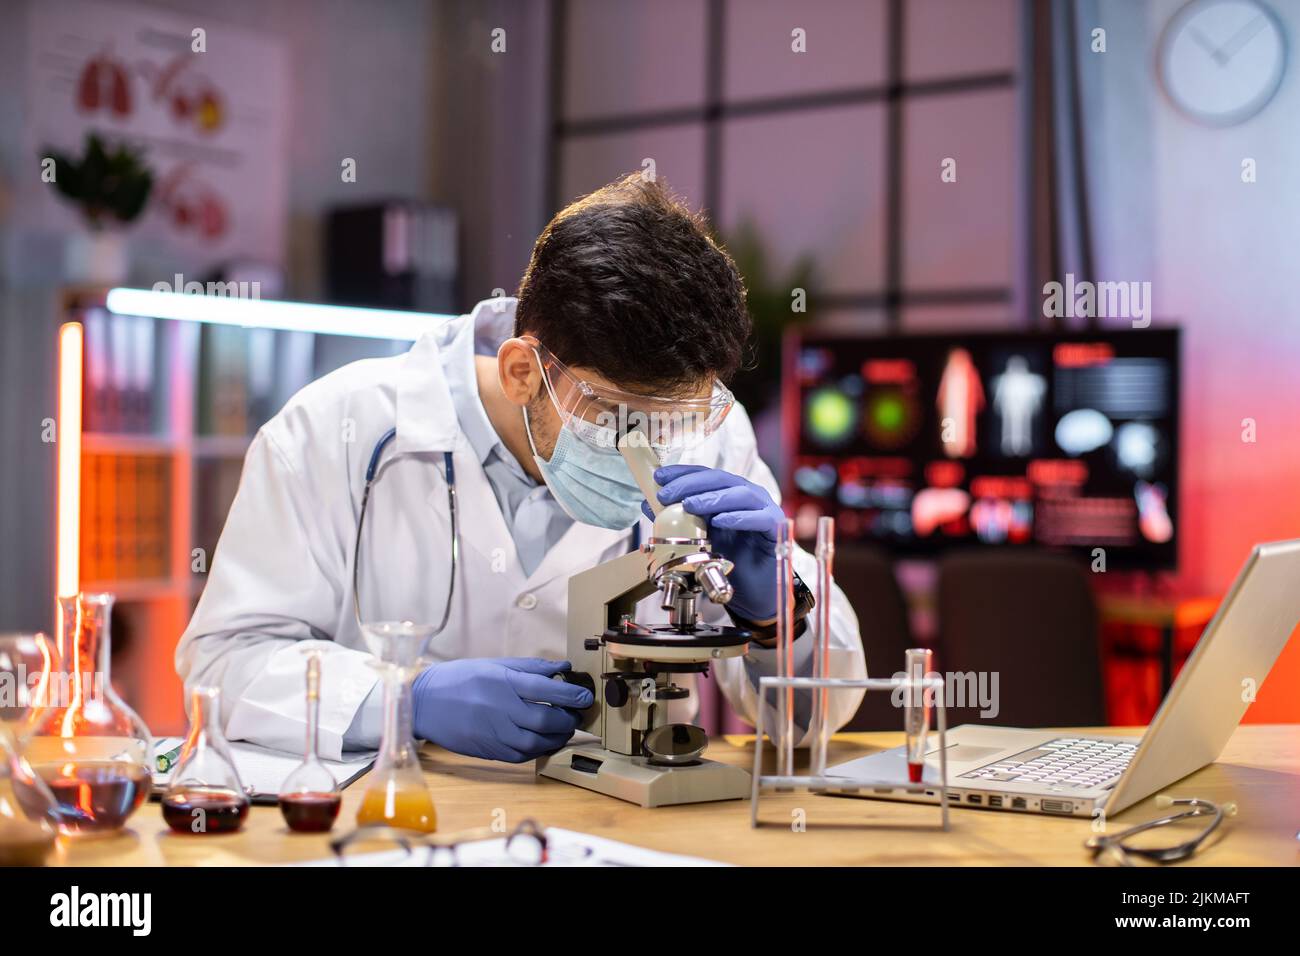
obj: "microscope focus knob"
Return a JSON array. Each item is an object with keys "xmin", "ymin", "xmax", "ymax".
[
  {"xmin": 604, "ymin": 677, "xmax": 630, "ymax": 708},
  {"xmin": 555, "ymin": 670, "xmax": 595, "ymax": 698}
]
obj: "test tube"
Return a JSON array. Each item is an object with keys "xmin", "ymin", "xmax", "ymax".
[
  {"xmin": 813, "ymin": 516, "xmax": 835, "ymax": 776},
  {"xmin": 774, "ymin": 518, "xmax": 796, "ymax": 777},
  {"xmin": 904, "ymin": 647, "xmax": 933, "ymax": 784}
]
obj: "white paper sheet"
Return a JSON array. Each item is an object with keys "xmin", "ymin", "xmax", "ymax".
[
  {"xmin": 153, "ymin": 737, "xmax": 375, "ymax": 796},
  {"xmin": 290, "ymin": 827, "xmax": 728, "ymax": 867}
]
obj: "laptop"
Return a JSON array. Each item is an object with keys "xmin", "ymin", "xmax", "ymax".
[{"xmin": 827, "ymin": 539, "xmax": 1300, "ymax": 817}]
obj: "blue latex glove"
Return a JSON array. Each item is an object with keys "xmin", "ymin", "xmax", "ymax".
[
  {"xmin": 410, "ymin": 657, "xmax": 593, "ymax": 763},
  {"xmin": 644, "ymin": 464, "xmax": 783, "ymax": 622}
]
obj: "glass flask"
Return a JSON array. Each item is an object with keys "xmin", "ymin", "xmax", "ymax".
[
  {"xmin": 355, "ymin": 621, "xmax": 438, "ymax": 833},
  {"xmin": 0, "ymin": 632, "xmax": 61, "ymax": 866},
  {"xmin": 162, "ymin": 686, "xmax": 249, "ymax": 834},
  {"xmin": 279, "ymin": 652, "xmax": 342, "ymax": 833},
  {"xmin": 27, "ymin": 594, "xmax": 152, "ymax": 837}
]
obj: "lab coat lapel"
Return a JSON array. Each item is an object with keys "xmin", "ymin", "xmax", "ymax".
[
  {"xmin": 522, "ymin": 519, "xmax": 632, "ymax": 593},
  {"xmin": 394, "ymin": 328, "xmax": 460, "ymax": 455}
]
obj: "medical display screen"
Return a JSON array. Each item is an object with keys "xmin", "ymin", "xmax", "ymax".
[{"xmin": 786, "ymin": 328, "xmax": 1179, "ymax": 567}]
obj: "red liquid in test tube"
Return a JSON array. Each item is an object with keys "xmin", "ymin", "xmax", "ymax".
[{"xmin": 905, "ymin": 648, "xmax": 933, "ymax": 784}]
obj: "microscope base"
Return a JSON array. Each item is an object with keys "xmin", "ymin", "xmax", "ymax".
[{"xmin": 536, "ymin": 741, "xmax": 751, "ymax": 808}]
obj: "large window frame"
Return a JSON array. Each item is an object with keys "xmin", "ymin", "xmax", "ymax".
[{"xmin": 545, "ymin": 0, "xmax": 1025, "ymax": 333}]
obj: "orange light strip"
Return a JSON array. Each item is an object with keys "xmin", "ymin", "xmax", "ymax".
[{"xmin": 56, "ymin": 322, "xmax": 83, "ymax": 604}]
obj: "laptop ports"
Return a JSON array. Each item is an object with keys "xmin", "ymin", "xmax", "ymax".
[
  {"xmin": 1011, "ymin": 797, "xmax": 1027, "ymax": 810},
  {"xmin": 988, "ymin": 795, "xmax": 1003, "ymax": 808},
  {"xmin": 967, "ymin": 794, "xmax": 982, "ymax": 804}
]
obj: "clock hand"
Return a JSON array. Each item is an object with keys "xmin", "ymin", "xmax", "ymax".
[
  {"xmin": 1214, "ymin": 14, "xmax": 1267, "ymax": 64},
  {"xmin": 1189, "ymin": 25, "xmax": 1225, "ymax": 64}
]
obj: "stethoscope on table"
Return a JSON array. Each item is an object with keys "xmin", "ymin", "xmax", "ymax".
[
  {"xmin": 1084, "ymin": 796, "xmax": 1237, "ymax": 865},
  {"xmin": 352, "ymin": 428, "xmax": 459, "ymax": 631}
]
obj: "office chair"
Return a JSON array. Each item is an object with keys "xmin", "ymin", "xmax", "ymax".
[
  {"xmin": 830, "ymin": 544, "xmax": 918, "ymax": 731},
  {"xmin": 935, "ymin": 549, "xmax": 1105, "ymax": 727}
]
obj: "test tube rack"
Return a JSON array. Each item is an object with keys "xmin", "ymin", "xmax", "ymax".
[{"xmin": 749, "ymin": 675, "xmax": 950, "ymax": 830}]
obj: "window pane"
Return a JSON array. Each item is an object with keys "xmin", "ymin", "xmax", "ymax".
[
  {"xmin": 901, "ymin": 88, "xmax": 1018, "ymax": 292},
  {"xmin": 719, "ymin": 104, "xmax": 887, "ymax": 295},
  {"xmin": 901, "ymin": 303, "xmax": 1013, "ymax": 332},
  {"xmin": 904, "ymin": 0, "xmax": 1020, "ymax": 82},
  {"xmin": 558, "ymin": 125, "xmax": 707, "ymax": 212},
  {"xmin": 724, "ymin": 0, "xmax": 887, "ymax": 102},
  {"xmin": 563, "ymin": 0, "xmax": 707, "ymax": 121},
  {"xmin": 809, "ymin": 307, "xmax": 888, "ymax": 335}
]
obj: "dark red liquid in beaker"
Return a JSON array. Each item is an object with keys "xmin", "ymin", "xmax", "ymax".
[
  {"xmin": 279, "ymin": 792, "xmax": 342, "ymax": 833},
  {"xmin": 38, "ymin": 761, "xmax": 151, "ymax": 835},
  {"xmin": 161, "ymin": 789, "xmax": 249, "ymax": 834}
]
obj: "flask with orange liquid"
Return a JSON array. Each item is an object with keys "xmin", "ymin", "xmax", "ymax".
[{"xmin": 355, "ymin": 622, "xmax": 438, "ymax": 833}]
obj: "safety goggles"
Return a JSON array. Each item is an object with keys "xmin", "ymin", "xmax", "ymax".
[{"xmin": 527, "ymin": 338, "xmax": 734, "ymax": 453}]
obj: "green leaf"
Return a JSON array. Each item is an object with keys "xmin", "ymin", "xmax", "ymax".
[{"xmin": 39, "ymin": 131, "xmax": 154, "ymax": 228}]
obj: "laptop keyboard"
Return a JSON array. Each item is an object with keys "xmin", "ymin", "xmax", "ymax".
[{"xmin": 959, "ymin": 737, "xmax": 1137, "ymax": 790}]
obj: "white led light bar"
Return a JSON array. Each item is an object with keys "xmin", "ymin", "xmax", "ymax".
[{"xmin": 105, "ymin": 288, "xmax": 453, "ymax": 341}]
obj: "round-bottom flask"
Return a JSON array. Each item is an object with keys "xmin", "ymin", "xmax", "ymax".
[
  {"xmin": 162, "ymin": 687, "xmax": 249, "ymax": 835},
  {"xmin": 27, "ymin": 595, "xmax": 152, "ymax": 837},
  {"xmin": 0, "ymin": 736, "xmax": 59, "ymax": 866},
  {"xmin": 0, "ymin": 632, "xmax": 63, "ymax": 866}
]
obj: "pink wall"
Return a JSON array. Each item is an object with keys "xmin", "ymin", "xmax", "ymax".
[{"xmin": 1086, "ymin": 0, "xmax": 1300, "ymax": 717}]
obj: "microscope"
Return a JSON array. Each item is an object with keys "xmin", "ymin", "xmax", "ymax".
[{"xmin": 535, "ymin": 435, "xmax": 753, "ymax": 807}]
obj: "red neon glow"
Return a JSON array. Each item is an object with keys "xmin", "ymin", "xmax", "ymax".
[
  {"xmin": 937, "ymin": 348, "xmax": 984, "ymax": 458},
  {"xmin": 56, "ymin": 323, "xmax": 83, "ymax": 605},
  {"xmin": 839, "ymin": 457, "xmax": 913, "ymax": 481},
  {"xmin": 1053, "ymin": 342, "xmax": 1115, "ymax": 367},
  {"xmin": 913, "ymin": 487, "xmax": 971, "ymax": 536},
  {"xmin": 862, "ymin": 358, "xmax": 916, "ymax": 384},
  {"xmin": 925, "ymin": 460, "xmax": 965, "ymax": 488},
  {"xmin": 970, "ymin": 475, "xmax": 1032, "ymax": 498},
  {"xmin": 1027, "ymin": 458, "xmax": 1088, "ymax": 487}
]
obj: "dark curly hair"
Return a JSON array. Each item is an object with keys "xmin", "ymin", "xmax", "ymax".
[{"xmin": 515, "ymin": 174, "xmax": 750, "ymax": 395}]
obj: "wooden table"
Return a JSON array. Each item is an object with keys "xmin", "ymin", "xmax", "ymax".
[{"xmin": 52, "ymin": 725, "xmax": 1299, "ymax": 867}]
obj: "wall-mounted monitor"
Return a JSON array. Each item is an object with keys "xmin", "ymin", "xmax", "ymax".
[{"xmin": 784, "ymin": 328, "xmax": 1180, "ymax": 568}]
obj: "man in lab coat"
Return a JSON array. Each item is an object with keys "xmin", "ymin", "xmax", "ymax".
[{"xmin": 177, "ymin": 174, "xmax": 866, "ymax": 762}]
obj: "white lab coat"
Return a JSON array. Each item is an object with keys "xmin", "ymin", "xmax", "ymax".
[{"xmin": 176, "ymin": 299, "xmax": 867, "ymax": 760}]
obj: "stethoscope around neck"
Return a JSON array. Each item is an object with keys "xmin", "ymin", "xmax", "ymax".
[
  {"xmin": 352, "ymin": 427, "xmax": 459, "ymax": 632},
  {"xmin": 351, "ymin": 426, "xmax": 643, "ymax": 631}
]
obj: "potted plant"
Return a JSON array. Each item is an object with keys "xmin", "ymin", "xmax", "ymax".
[
  {"xmin": 722, "ymin": 220, "xmax": 819, "ymax": 461},
  {"xmin": 45, "ymin": 132, "xmax": 153, "ymax": 283}
]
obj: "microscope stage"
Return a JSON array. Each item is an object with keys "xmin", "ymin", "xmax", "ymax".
[{"xmin": 602, "ymin": 624, "xmax": 751, "ymax": 663}]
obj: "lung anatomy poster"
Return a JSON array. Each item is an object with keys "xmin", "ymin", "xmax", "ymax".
[{"xmin": 24, "ymin": 0, "xmax": 288, "ymax": 267}]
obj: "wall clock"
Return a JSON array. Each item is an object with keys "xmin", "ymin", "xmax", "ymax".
[{"xmin": 1158, "ymin": 0, "xmax": 1287, "ymax": 126}]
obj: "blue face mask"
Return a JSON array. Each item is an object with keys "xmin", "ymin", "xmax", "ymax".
[{"xmin": 523, "ymin": 405, "xmax": 677, "ymax": 531}]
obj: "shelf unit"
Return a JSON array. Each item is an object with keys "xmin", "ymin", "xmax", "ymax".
[{"xmin": 57, "ymin": 287, "xmax": 440, "ymax": 734}]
